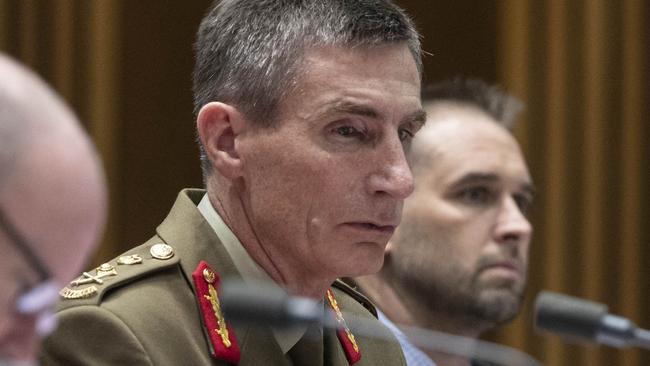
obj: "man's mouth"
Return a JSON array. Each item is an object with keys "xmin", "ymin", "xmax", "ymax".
[
  {"xmin": 344, "ymin": 222, "xmax": 397, "ymax": 235},
  {"xmin": 480, "ymin": 260, "xmax": 523, "ymax": 278}
]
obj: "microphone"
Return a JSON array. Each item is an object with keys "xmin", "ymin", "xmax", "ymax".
[
  {"xmin": 534, "ymin": 291, "xmax": 650, "ymax": 350},
  {"xmin": 220, "ymin": 279, "xmax": 542, "ymax": 366},
  {"xmin": 219, "ymin": 279, "xmax": 322, "ymax": 327}
]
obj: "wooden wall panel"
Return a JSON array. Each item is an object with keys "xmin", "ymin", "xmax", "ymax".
[
  {"xmin": 618, "ymin": 1, "xmax": 644, "ymax": 365},
  {"xmin": 496, "ymin": 0, "xmax": 649, "ymax": 364}
]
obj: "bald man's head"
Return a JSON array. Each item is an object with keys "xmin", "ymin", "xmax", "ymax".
[
  {"xmin": 0, "ymin": 54, "xmax": 107, "ymax": 362},
  {"xmin": 0, "ymin": 55, "xmax": 93, "ymax": 190}
]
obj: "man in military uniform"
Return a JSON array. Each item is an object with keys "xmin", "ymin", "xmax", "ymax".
[
  {"xmin": 0, "ymin": 54, "xmax": 107, "ymax": 365},
  {"xmin": 354, "ymin": 79, "xmax": 534, "ymax": 366},
  {"xmin": 41, "ymin": 1, "xmax": 425, "ymax": 365}
]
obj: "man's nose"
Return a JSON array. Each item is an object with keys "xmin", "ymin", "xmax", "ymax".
[
  {"xmin": 366, "ymin": 135, "xmax": 415, "ymax": 199},
  {"xmin": 494, "ymin": 196, "xmax": 533, "ymax": 244}
]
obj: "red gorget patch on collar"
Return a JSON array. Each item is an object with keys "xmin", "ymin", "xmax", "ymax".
[
  {"xmin": 193, "ymin": 260, "xmax": 240, "ymax": 364},
  {"xmin": 326, "ymin": 289, "xmax": 361, "ymax": 364}
]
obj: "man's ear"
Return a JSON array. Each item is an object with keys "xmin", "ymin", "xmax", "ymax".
[{"xmin": 196, "ymin": 102, "xmax": 246, "ymax": 180}]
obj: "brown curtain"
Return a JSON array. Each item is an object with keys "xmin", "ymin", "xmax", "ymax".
[
  {"xmin": 492, "ymin": 1, "xmax": 649, "ymax": 365},
  {"xmin": 2, "ymin": 1, "xmax": 648, "ymax": 365},
  {"xmin": 0, "ymin": 0, "xmax": 207, "ymax": 263},
  {"xmin": 0, "ymin": 0, "xmax": 124, "ymax": 264}
]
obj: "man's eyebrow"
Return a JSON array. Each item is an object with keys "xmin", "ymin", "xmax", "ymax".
[
  {"xmin": 322, "ymin": 101, "xmax": 426, "ymax": 127},
  {"xmin": 401, "ymin": 109, "xmax": 427, "ymax": 129},
  {"xmin": 329, "ymin": 101, "xmax": 380, "ymax": 119},
  {"xmin": 453, "ymin": 172, "xmax": 500, "ymax": 186},
  {"xmin": 453, "ymin": 172, "xmax": 537, "ymax": 197}
]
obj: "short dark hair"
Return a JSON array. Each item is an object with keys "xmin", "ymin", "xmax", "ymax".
[
  {"xmin": 193, "ymin": 0, "xmax": 421, "ymax": 175},
  {"xmin": 421, "ymin": 78, "xmax": 523, "ymax": 129}
]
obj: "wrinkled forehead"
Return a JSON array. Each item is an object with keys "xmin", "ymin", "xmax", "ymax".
[
  {"xmin": 295, "ymin": 45, "xmax": 419, "ymax": 95},
  {"xmin": 279, "ymin": 44, "xmax": 421, "ymax": 116}
]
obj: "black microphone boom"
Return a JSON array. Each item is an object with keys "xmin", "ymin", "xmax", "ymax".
[{"xmin": 534, "ymin": 291, "xmax": 650, "ymax": 350}]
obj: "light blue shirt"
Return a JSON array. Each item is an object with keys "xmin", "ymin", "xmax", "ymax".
[{"xmin": 377, "ymin": 310, "xmax": 437, "ymax": 366}]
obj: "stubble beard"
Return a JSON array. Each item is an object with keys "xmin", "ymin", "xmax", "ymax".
[
  {"xmin": 455, "ymin": 271, "xmax": 525, "ymax": 331},
  {"xmin": 392, "ymin": 219, "xmax": 527, "ymax": 334},
  {"xmin": 398, "ymin": 260, "xmax": 526, "ymax": 334}
]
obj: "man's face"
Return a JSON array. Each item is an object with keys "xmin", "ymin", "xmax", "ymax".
[
  {"xmin": 389, "ymin": 102, "xmax": 533, "ymax": 329},
  {"xmin": 0, "ymin": 142, "xmax": 105, "ymax": 362},
  {"xmin": 237, "ymin": 44, "xmax": 423, "ymax": 282}
]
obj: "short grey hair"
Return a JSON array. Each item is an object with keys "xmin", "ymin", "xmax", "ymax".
[
  {"xmin": 421, "ymin": 78, "xmax": 523, "ymax": 130},
  {"xmin": 193, "ymin": 0, "xmax": 421, "ymax": 175}
]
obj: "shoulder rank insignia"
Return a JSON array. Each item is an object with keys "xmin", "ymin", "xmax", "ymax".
[
  {"xmin": 150, "ymin": 243, "xmax": 174, "ymax": 260},
  {"xmin": 59, "ymin": 263, "xmax": 118, "ymax": 299},
  {"xmin": 326, "ymin": 289, "xmax": 361, "ymax": 365},
  {"xmin": 117, "ymin": 254, "xmax": 143, "ymax": 265},
  {"xmin": 192, "ymin": 261, "xmax": 240, "ymax": 364}
]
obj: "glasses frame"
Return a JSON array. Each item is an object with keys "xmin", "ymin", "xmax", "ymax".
[
  {"xmin": 0, "ymin": 207, "xmax": 52, "ymax": 282},
  {"xmin": 0, "ymin": 206, "xmax": 60, "ymax": 336}
]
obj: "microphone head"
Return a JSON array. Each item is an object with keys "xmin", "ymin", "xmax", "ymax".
[
  {"xmin": 220, "ymin": 279, "xmax": 321, "ymax": 328},
  {"xmin": 534, "ymin": 291, "xmax": 608, "ymax": 343}
]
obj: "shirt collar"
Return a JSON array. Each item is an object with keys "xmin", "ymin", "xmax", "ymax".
[{"xmin": 377, "ymin": 310, "xmax": 437, "ymax": 366}]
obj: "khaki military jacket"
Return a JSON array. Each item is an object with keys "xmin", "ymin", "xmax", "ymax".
[{"xmin": 40, "ymin": 189, "xmax": 406, "ymax": 366}]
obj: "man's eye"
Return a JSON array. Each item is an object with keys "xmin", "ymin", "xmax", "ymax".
[
  {"xmin": 333, "ymin": 125, "xmax": 364, "ymax": 138},
  {"xmin": 398, "ymin": 128, "xmax": 414, "ymax": 142},
  {"xmin": 458, "ymin": 187, "xmax": 492, "ymax": 204},
  {"xmin": 514, "ymin": 194, "xmax": 533, "ymax": 215}
]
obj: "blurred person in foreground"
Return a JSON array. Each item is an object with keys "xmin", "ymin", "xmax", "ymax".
[
  {"xmin": 40, "ymin": 0, "xmax": 425, "ymax": 365},
  {"xmin": 355, "ymin": 79, "xmax": 534, "ymax": 366},
  {"xmin": 0, "ymin": 53, "xmax": 107, "ymax": 365}
]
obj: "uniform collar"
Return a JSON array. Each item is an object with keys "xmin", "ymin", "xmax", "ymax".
[{"xmin": 197, "ymin": 193, "xmax": 310, "ymax": 353}]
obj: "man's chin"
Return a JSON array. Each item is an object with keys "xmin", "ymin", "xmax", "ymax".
[
  {"xmin": 474, "ymin": 288, "xmax": 523, "ymax": 323},
  {"xmin": 480, "ymin": 283, "xmax": 523, "ymax": 301},
  {"xmin": 341, "ymin": 259, "xmax": 384, "ymax": 278},
  {"xmin": 340, "ymin": 242, "xmax": 386, "ymax": 276}
]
